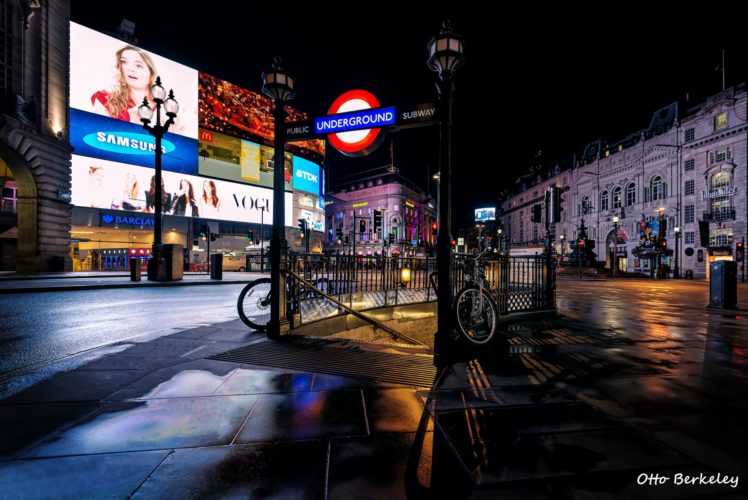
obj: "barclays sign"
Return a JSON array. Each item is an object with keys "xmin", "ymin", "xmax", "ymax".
[{"xmin": 101, "ymin": 213, "xmax": 154, "ymax": 227}]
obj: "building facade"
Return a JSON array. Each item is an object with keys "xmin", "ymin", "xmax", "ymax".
[
  {"xmin": 1, "ymin": 1, "xmax": 72, "ymax": 272},
  {"xmin": 324, "ymin": 166, "xmax": 437, "ymax": 256},
  {"xmin": 502, "ymin": 84, "xmax": 747, "ymax": 279}
]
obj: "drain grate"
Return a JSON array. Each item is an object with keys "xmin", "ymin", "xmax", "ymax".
[{"xmin": 209, "ymin": 338, "xmax": 436, "ymax": 387}]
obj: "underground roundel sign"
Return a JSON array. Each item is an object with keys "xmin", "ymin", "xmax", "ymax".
[{"xmin": 322, "ymin": 90, "xmax": 391, "ymax": 157}]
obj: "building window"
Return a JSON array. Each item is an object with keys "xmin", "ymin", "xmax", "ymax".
[
  {"xmin": 612, "ymin": 186, "xmax": 622, "ymax": 209},
  {"xmin": 649, "ymin": 175, "xmax": 666, "ymax": 201},
  {"xmin": 709, "ymin": 228, "xmax": 733, "ymax": 246},
  {"xmin": 709, "ymin": 171, "xmax": 733, "ymax": 218},
  {"xmin": 684, "ymin": 159, "xmax": 695, "ymax": 171},
  {"xmin": 626, "ymin": 183, "xmax": 636, "ymax": 206},
  {"xmin": 709, "ymin": 148, "xmax": 732, "ymax": 164},
  {"xmin": 685, "ymin": 205, "xmax": 694, "ymax": 223},
  {"xmin": 714, "ymin": 112, "xmax": 727, "ymax": 131},
  {"xmin": 685, "ymin": 232, "xmax": 695, "ymax": 244},
  {"xmin": 684, "ymin": 128, "xmax": 695, "ymax": 142},
  {"xmin": 581, "ymin": 195, "xmax": 591, "ymax": 215},
  {"xmin": 684, "ymin": 180, "xmax": 695, "ymax": 196},
  {"xmin": 600, "ymin": 191, "xmax": 609, "ymax": 212}
]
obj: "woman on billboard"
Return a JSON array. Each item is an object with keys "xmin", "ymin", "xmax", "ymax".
[
  {"xmin": 145, "ymin": 175, "xmax": 172, "ymax": 214},
  {"xmin": 90, "ymin": 45, "xmax": 157, "ymax": 124},
  {"xmin": 171, "ymin": 179, "xmax": 199, "ymax": 217},
  {"xmin": 90, "ymin": 44, "xmax": 184, "ymax": 133},
  {"xmin": 200, "ymin": 180, "xmax": 221, "ymax": 217}
]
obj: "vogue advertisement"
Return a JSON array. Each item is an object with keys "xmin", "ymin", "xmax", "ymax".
[{"xmin": 72, "ymin": 155, "xmax": 292, "ymax": 226}]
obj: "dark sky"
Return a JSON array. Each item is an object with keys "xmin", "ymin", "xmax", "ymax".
[{"xmin": 70, "ymin": 3, "xmax": 747, "ymax": 229}]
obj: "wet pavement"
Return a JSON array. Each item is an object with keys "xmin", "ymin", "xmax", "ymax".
[{"xmin": 0, "ymin": 280, "xmax": 746, "ymax": 498}]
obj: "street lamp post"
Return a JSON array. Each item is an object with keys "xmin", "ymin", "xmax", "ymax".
[
  {"xmin": 138, "ymin": 77, "xmax": 179, "ymax": 281},
  {"xmin": 260, "ymin": 205, "xmax": 267, "ymax": 272},
  {"xmin": 262, "ymin": 57, "xmax": 295, "ymax": 338},
  {"xmin": 428, "ymin": 20, "xmax": 464, "ymax": 357},
  {"xmin": 559, "ymin": 234, "xmax": 565, "ymax": 263},
  {"xmin": 612, "ymin": 215, "xmax": 619, "ymax": 277},
  {"xmin": 673, "ymin": 226, "xmax": 681, "ymax": 278}
]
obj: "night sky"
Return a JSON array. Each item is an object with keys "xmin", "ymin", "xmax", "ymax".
[{"xmin": 70, "ymin": 3, "xmax": 747, "ymax": 229}]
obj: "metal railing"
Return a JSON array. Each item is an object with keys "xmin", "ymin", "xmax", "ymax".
[{"xmin": 284, "ymin": 252, "xmax": 554, "ymax": 328}]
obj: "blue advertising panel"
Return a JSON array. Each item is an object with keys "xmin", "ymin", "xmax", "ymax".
[
  {"xmin": 293, "ymin": 156, "xmax": 321, "ymax": 195},
  {"xmin": 71, "ymin": 109, "xmax": 198, "ymax": 174}
]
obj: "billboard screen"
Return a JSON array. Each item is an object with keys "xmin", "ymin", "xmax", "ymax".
[
  {"xmin": 475, "ymin": 207, "xmax": 496, "ymax": 222},
  {"xmin": 72, "ymin": 155, "xmax": 292, "ymax": 226},
  {"xmin": 70, "ymin": 22, "xmax": 198, "ymax": 139},
  {"xmin": 70, "ymin": 22, "xmax": 324, "ymax": 231},
  {"xmin": 198, "ymin": 72, "xmax": 325, "ymax": 164}
]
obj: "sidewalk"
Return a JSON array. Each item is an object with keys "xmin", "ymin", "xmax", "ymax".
[
  {"xmin": 0, "ymin": 271, "xmax": 263, "ymax": 294},
  {"xmin": 1, "ymin": 308, "xmax": 745, "ymax": 498}
]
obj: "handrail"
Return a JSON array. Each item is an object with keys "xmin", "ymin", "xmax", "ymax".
[{"xmin": 283, "ymin": 269, "xmax": 428, "ymax": 347}]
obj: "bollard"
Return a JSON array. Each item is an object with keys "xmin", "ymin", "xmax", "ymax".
[{"xmin": 129, "ymin": 258, "xmax": 141, "ymax": 282}]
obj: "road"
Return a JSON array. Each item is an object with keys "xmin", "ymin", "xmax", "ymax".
[{"xmin": 0, "ymin": 285, "xmax": 246, "ymax": 379}]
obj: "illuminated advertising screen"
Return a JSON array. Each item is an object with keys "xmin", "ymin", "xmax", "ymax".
[
  {"xmin": 197, "ymin": 128, "xmax": 292, "ymax": 190},
  {"xmin": 72, "ymin": 155, "xmax": 292, "ymax": 226},
  {"xmin": 70, "ymin": 109, "xmax": 198, "ymax": 174},
  {"xmin": 198, "ymin": 72, "xmax": 325, "ymax": 164},
  {"xmin": 70, "ymin": 22, "xmax": 324, "ymax": 231},
  {"xmin": 292, "ymin": 157, "xmax": 321, "ymax": 195},
  {"xmin": 70, "ymin": 23, "xmax": 198, "ymax": 139},
  {"xmin": 475, "ymin": 207, "xmax": 496, "ymax": 222}
]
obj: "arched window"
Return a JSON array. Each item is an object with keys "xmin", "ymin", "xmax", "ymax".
[
  {"xmin": 649, "ymin": 175, "xmax": 666, "ymax": 201},
  {"xmin": 600, "ymin": 191, "xmax": 609, "ymax": 212},
  {"xmin": 581, "ymin": 195, "xmax": 591, "ymax": 215},
  {"xmin": 612, "ymin": 186, "xmax": 622, "ymax": 209},
  {"xmin": 626, "ymin": 183, "xmax": 636, "ymax": 206}
]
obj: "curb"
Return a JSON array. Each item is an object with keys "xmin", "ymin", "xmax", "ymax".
[{"xmin": 0, "ymin": 279, "xmax": 253, "ymax": 295}]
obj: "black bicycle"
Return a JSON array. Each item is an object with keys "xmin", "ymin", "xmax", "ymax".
[
  {"xmin": 237, "ymin": 275, "xmax": 330, "ymax": 331},
  {"xmin": 452, "ymin": 249, "xmax": 499, "ymax": 345}
]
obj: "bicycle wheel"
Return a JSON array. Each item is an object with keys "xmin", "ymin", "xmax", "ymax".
[
  {"xmin": 453, "ymin": 285, "xmax": 499, "ymax": 345},
  {"xmin": 237, "ymin": 278, "xmax": 272, "ymax": 330}
]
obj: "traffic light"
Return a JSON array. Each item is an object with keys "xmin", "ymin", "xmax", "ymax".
[
  {"xmin": 661, "ymin": 239, "xmax": 667, "ymax": 250},
  {"xmin": 247, "ymin": 230, "xmax": 255, "ymax": 241},
  {"xmin": 389, "ymin": 232, "xmax": 395, "ymax": 244},
  {"xmin": 344, "ymin": 235, "xmax": 350, "ymax": 245},
  {"xmin": 550, "ymin": 186, "xmax": 563, "ymax": 223},
  {"xmin": 373, "ymin": 210, "xmax": 382, "ymax": 232},
  {"xmin": 199, "ymin": 223, "xmax": 209, "ymax": 241},
  {"xmin": 451, "ymin": 238, "xmax": 457, "ymax": 246},
  {"xmin": 737, "ymin": 241, "xmax": 744, "ymax": 261},
  {"xmin": 359, "ymin": 219, "xmax": 366, "ymax": 234},
  {"xmin": 531, "ymin": 204, "xmax": 542, "ymax": 223},
  {"xmin": 298, "ymin": 219, "xmax": 307, "ymax": 237},
  {"xmin": 431, "ymin": 222, "xmax": 438, "ymax": 235}
]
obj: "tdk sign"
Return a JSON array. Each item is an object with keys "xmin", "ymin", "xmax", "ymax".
[
  {"xmin": 315, "ymin": 107, "xmax": 396, "ymax": 135},
  {"xmin": 296, "ymin": 170, "xmax": 318, "ymax": 183}
]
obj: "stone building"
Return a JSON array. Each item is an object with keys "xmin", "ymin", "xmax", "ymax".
[
  {"xmin": 0, "ymin": 1, "xmax": 72, "ymax": 272},
  {"xmin": 502, "ymin": 84, "xmax": 747, "ymax": 279},
  {"xmin": 324, "ymin": 166, "xmax": 437, "ymax": 256}
]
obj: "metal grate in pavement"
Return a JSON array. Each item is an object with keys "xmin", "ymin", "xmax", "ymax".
[{"xmin": 209, "ymin": 338, "xmax": 436, "ymax": 387}]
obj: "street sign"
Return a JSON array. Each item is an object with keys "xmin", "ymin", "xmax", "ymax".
[
  {"xmin": 285, "ymin": 119, "xmax": 315, "ymax": 141},
  {"xmin": 457, "ymin": 237, "xmax": 464, "ymax": 246},
  {"xmin": 396, "ymin": 103, "xmax": 437, "ymax": 127}
]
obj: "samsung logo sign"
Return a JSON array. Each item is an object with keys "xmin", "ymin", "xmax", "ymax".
[{"xmin": 83, "ymin": 132, "xmax": 175, "ymax": 156}]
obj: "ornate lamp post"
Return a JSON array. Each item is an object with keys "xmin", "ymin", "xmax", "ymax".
[
  {"xmin": 611, "ymin": 215, "xmax": 619, "ymax": 277},
  {"xmin": 138, "ymin": 77, "xmax": 179, "ymax": 281},
  {"xmin": 262, "ymin": 57, "xmax": 295, "ymax": 338},
  {"xmin": 673, "ymin": 226, "xmax": 681, "ymax": 278},
  {"xmin": 428, "ymin": 20, "xmax": 464, "ymax": 356}
]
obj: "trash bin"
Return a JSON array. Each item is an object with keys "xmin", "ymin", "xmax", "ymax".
[
  {"xmin": 210, "ymin": 253, "xmax": 223, "ymax": 280},
  {"xmin": 709, "ymin": 260, "xmax": 737, "ymax": 308},
  {"xmin": 129, "ymin": 258, "xmax": 141, "ymax": 281},
  {"xmin": 685, "ymin": 269, "xmax": 693, "ymax": 279}
]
